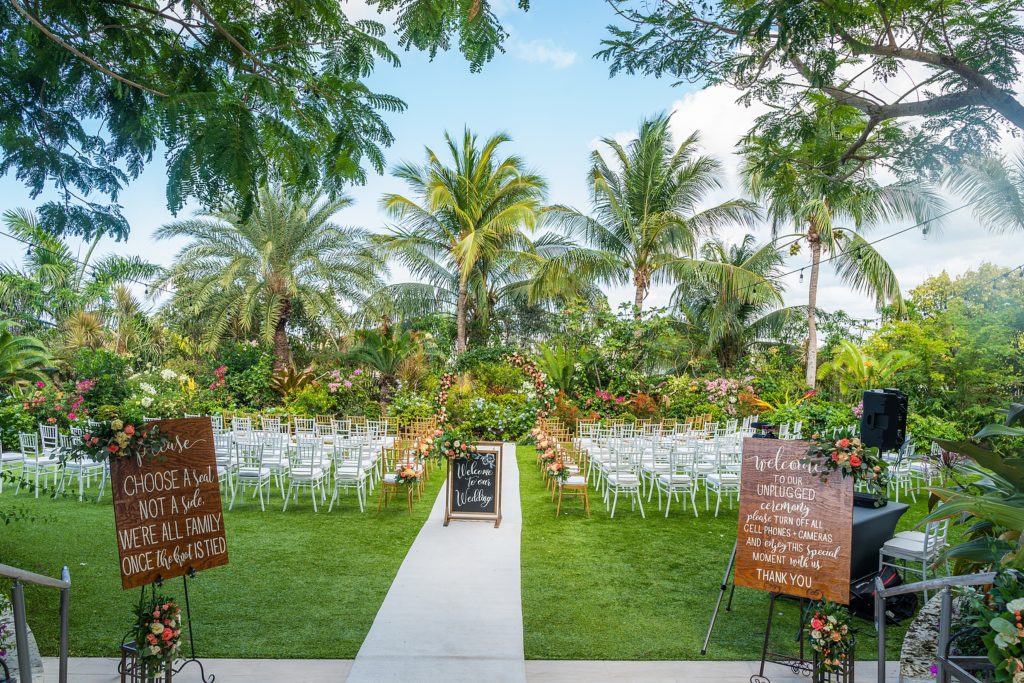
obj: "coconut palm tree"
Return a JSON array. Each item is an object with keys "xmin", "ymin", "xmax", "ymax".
[
  {"xmin": 0, "ymin": 208, "xmax": 160, "ymax": 337},
  {"xmin": 156, "ymin": 185, "xmax": 383, "ymax": 370},
  {"xmin": 0, "ymin": 321, "xmax": 50, "ymax": 391},
  {"xmin": 671, "ymin": 235, "xmax": 800, "ymax": 370},
  {"xmin": 376, "ymin": 128, "xmax": 547, "ymax": 353},
  {"xmin": 741, "ymin": 101, "xmax": 946, "ymax": 388},
  {"xmin": 547, "ymin": 112, "xmax": 760, "ymax": 318}
]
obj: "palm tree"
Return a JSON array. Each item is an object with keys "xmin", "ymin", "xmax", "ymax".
[
  {"xmin": 0, "ymin": 321, "xmax": 50, "ymax": 391},
  {"xmin": 156, "ymin": 185, "xmax": 383, "ymax": 370},
  {"xmin": 741, "ymin": 101, "xmax": 945, "ymax": 388},
  {"xmin": 817, "ymin": 339, "xmax": 917, "ymax": 400},
  {"xmin": 376, "ymin": 129, "xmax": 547, "ymax": 354},
  {"xmin": 0, "ymin": 209, "xmax": 160, "ymax": 337},
  {"xmin": 548, "ymin": 113, "xmax": 760, "ymax": 318},
  {"xmin": 347, "ymin": 327, "xmax": 419, "ymax": 408},
  {"xmin": 671, "ymin": 235, "xmax": 801, "ymax": 370},
  {"xmin": 946, "ymin": 151, "xmax": 1024, "ymax": 233}
]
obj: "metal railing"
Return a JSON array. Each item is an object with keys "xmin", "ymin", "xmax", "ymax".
[
  {"xmin": 875, "ymin": 571, "xmax": 997, "ymax": 683},
  {"xmin": 0, "ymin": 563, "xmax": 70, "ymax": 683}
]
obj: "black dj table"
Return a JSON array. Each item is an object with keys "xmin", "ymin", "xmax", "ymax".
[{"xmin": 851, "ymin": 501, "xmax": 909, "ymax": 581}]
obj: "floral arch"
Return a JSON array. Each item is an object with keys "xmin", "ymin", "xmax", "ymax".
[{"xmin": 431, "ymin": 352, "xmax": 553, "ymax": 427}]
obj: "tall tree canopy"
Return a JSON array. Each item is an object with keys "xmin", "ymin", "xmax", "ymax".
[
  {"xmin": 156, "ymin": 185, "xmax": 383, "ymax": 370},
  {"xmin": 376, "ymin": 129, "xmax": 547, "ymax": 354},
  {"xmin": 0, "ymin": 0, "xmax": 526, "ymax": 240},
  {"xmin": 600, "ymin": 0, "xmax": 1024, "ymax": 175},
  {"xmin": 548, "ymin": 112, "xmax": 759, "ymax": 317}
]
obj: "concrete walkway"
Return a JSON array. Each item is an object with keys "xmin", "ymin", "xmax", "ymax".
[
  {"xmin": 43, "ymin": 657, "xmax": 898, "ymax": 681},
  {"xmin": 346, "ymin": 442, "xmax": 526, "ymax": 683}
]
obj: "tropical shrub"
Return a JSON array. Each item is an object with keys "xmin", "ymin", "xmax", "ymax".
[
  {"xmin": 67, "ymin": 348, "xmax": 130, "ymax": 410},
  {"xmin": 469, "ymin": 362, "xmax": 525, "ymax": 396},
  {"xmin": 0, "ymin": 400, "xmax": 36, "ymax": 449},
  {"xmin": 387, "ymin": 389, "xmax": 436, "ymax": 425},
  {"xmin": 765, "ymin": 399, "xmax": 855, "ymax": 436},
  {"xmin": 906, "ymin": 412, "xmax": 964, "ymax": 450},
  {"xmin": 450, "ymin": 394, "xmax": 537, "ymax": 441},
  {"xmin": 213, "ymin": 343, "xmax": 275, "ymax": 409}
]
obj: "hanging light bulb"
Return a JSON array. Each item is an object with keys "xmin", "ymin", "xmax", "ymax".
[{"xmin": 799, "ymin": 270, "xmax": 804, "ymax": 283}]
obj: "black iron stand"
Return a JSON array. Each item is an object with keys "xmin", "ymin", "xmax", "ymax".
[
  {"xmin": 750, "ymin": 593, "xmax": 814, "ymax": 683},
  {"xmin": 173, "ymin": 572, "xmax": 214, "ymax": 683},
  {"xmin": 701, "ymin": 541, "xmax": 738, "ymax": 655}
]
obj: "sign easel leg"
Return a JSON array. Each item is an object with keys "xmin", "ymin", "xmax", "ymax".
[
  {"xmin": 701, "ymin": 541, "xmax": 737, "ymax": 656},
  {"xmin": 172, "ymin": 573, "xmax": 214, "ymax": 683}
]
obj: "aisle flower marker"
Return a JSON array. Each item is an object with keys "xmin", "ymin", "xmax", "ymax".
[
  {"xmin": 133, "ymin": 595, "xmax": 183, "ymax": 678},
  {"xmin": 808, "ymin": 601, "xmax": 854, "ymax": 676}
]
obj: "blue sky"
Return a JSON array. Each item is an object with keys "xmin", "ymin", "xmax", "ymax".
[{"xmin": 1, "ymin": 0, "xmax": 1020, "ymax": 320}]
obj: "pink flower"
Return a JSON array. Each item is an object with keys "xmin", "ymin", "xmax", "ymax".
[
  {"xmin": 35, "ymin": 381, "xmax": 44, "ymax": 388},
  {"xmin": 67, "ymin": 413, "xmax": 76, "ymax": 421},
  {"xmin": 343, "ymin": 380, "xmax": 353, "ymax": 388},
  {"xmin": 123, "ymin": 425, "xmax": 135, "ymax": 436},
  {"xmin": 353, "ymin": 369, "xmax": 363, "ymax": 376}
]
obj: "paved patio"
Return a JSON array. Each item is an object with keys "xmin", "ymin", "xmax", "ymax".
[{"xmin": 42, "ymin": 657, "xmax": 898, "ymax": 681}]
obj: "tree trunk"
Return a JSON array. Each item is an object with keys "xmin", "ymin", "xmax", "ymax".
[
  {"xmin": 455, "ymin": 280, "xmax": 469, "ymax": 354},
  {"xmin": 805, "ymin": 231, "xmax": 823, "ymax": 389},
  {"xmin": 272, "ymin": 302, "xmax": 292, "ymax": 372},
  {"xmin": 633, "ymin": 269, "xmax": 647, "ymax": 320}
]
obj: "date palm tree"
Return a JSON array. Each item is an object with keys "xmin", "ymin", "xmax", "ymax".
[
  {"xmin": 156, "ymin": 185, "xmax": 383, "ymax": 370},
  {"xmin": 376, "ymin": 128, "xmax": 547, "ymax": 353},
  {"xmin": 548, "ymin": 112, "xmax": 760, "ymax": 318},
  {"xmin": 671, "ymin": 235, "xmax": 800, "ymax": 370},
  {"xmin": 741, "ymin": 101, "xmax": 945, "ymax": 388}
]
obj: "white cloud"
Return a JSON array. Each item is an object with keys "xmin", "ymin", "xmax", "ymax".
[
  {"xmin": 599, "ymin": 83, "xmax": 1023, "ymax": 319},
  {"xmin": 509, "ymin": 38, "xmax": 577, "ymax": 69}
]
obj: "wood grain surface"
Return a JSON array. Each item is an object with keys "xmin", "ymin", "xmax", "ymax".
[
  {"xmin": 110, "ymin": 417, "xmax": 229, "ymax": 589},
  {"xmin": 734, "ymin": 438, "xmax": 853, "ymax": 604}
]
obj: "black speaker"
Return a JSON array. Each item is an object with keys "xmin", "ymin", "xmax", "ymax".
[{"xmin": 859, "ymin": 388, "xmax": 908, "ymax": 451}]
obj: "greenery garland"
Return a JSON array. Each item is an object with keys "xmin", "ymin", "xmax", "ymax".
[{"xmin": 804, "ymin": 433, "xmax": 888, "ymax": 497}]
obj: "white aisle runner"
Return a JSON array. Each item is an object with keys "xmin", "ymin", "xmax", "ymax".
[{"xmin": 346, "ymin": 442, "xmax": 526, "ymax": 683}]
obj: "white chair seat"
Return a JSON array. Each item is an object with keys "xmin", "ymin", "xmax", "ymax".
[
  {"xmin": 607, "ymin": 473, "xmax": 639, "ymax": 485},
  {"xmin": 658, "ymin": 473, "xmax": 693, "ymax": 484},
  {"xmin": 238, "ymin": 466, "xmax": 271, "ymax": 478},
  {"xmin": 562, "ymin": 475, "xmax": 586, "ymax": 486},
  {"xmin": 707, "ymin": 473, "xmax": 739, "ymax": 486},
  {"xmin": 881, "ymin": 536, "xmax": 935, "ymax": 560},
  {"xmin": 291, "ymin": 468, "xmax": 326, "ymax": 481},
  {"xmin": 383, "ymin": 473, "xmax": 399, "ymax": 483},
  {"xmin": 1, "ymin": 451, "xmax": 24, "ymax": 462}
]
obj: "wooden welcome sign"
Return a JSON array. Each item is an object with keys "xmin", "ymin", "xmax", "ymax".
[
  {"xmin": 733, "ymin": 438, "xmax": 853, "ymax": 604},
  {"xmin": 110, "ymin": 417, "xmax": 229, "ymax": 589},
  {"xmin": 444, "ymin": 442, "xmax": 503, "ymax": 528}
]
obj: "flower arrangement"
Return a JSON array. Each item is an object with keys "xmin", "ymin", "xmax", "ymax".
[
  {"xmin": 539, "ymin": 444, "xmax": 559, "ymax": 464},
  {"xmin": 133, "ymin": 595, "xmax": 182, "ymax": 677},
  {"xmin": 326, "ymin": 368, "xmax": 363, "ymax": 393},
  {"xmin": 22, "ymin": 378, "xmax": 95, "ymax": 427},
  {"xmin": 393, "ymin": 462, "xmax": 420, "ymax": 486},
  {"xmin": 63, "ymin": 418, "xmax": 168, "ymax": 464},
  {"xmin": 545, "ymin": 460, "xmax": 569, "ymax": 483},
  {"xmin": 805, "ymin": 433, "xmax": 888, "ymax": 496},
  {"xmin": 209, "ymin": 365, "xmax": 227, "ymax": 390},
  {"xmin": 503, "ymin": 353, "xmax": 552, "ymax": 416},
  {"xmin": 433, "ymin": 371, "xmax": 456, "ymax": 425},
  {"xmin": 431, "ymin": 430, "xmax": 479, "ymax": 461},
  {"xmin": 808, "ymin": 601, "xmax": 854, "ymax": 675}
]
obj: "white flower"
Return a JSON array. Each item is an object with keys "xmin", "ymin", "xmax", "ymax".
[
  {"xmin": 150, "ymin": 645, "xmax": 161, "ymax": 656},
  {"xmin": 150, "ymin": 622, "xmax": 164, "ymax": 635},
  {"xmin": 160, "ymin": 369, "xmax": 177, "ymax": 381},
  {"xmin": 140, "ymin": 397, "xmax": 154, "ymax": 408},
  {"xmin": 139, "ymin": 382, "xmax": 157, "ymax": 396},
  {"xmin": 1007, "ymin": 598, "xmax": 1024, "ymax": 612}
]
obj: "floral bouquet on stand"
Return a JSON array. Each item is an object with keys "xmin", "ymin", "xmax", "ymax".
[
  {"xmin": 808, "ymin": 601, "xmax": 854, "ymax": 677},
  {"xmin": 431, "ymin": 430, "xmax": 479, "ymax": 461},
  {"xmin": 133, "ymin": 595, "xmax": 182, "ymax": 678},
  {"xmin": 544, "ymin": 460, "xmax": 569, "ymax": 484},
  {"xmin": 394, "ymin": 462, "xmax": 420, "ymax": 486},
  {"xmin": 62, "ymin": 416, "xmax": 169, "ymax": 466},
  {"xmin": 804, "ymin": 433, "xmax": 888, "ymax": 497}
]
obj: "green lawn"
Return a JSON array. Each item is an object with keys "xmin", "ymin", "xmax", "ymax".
[
  {"xmin": 516, "ymin": 445, "xmax": 930, "ymax": 661},
  {"xmin": 1, "ymin": 468, "xmax": 443, "ymax": 658},
  {"xmin": 3, "ymin": 448, "xmax": 935, "ymax": 662}
]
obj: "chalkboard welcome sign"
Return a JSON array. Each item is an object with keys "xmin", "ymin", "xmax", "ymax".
[
  {"xmin": 110, "ymin": 417, "xmax": 229, "ymax": 589},
  {"xmin": 445, "ymin": 441, "xmax": 503, "ymax": 528},
  {"xmin": 733, "ymin": 437, "xmax": 853, "ymax": 604}
]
